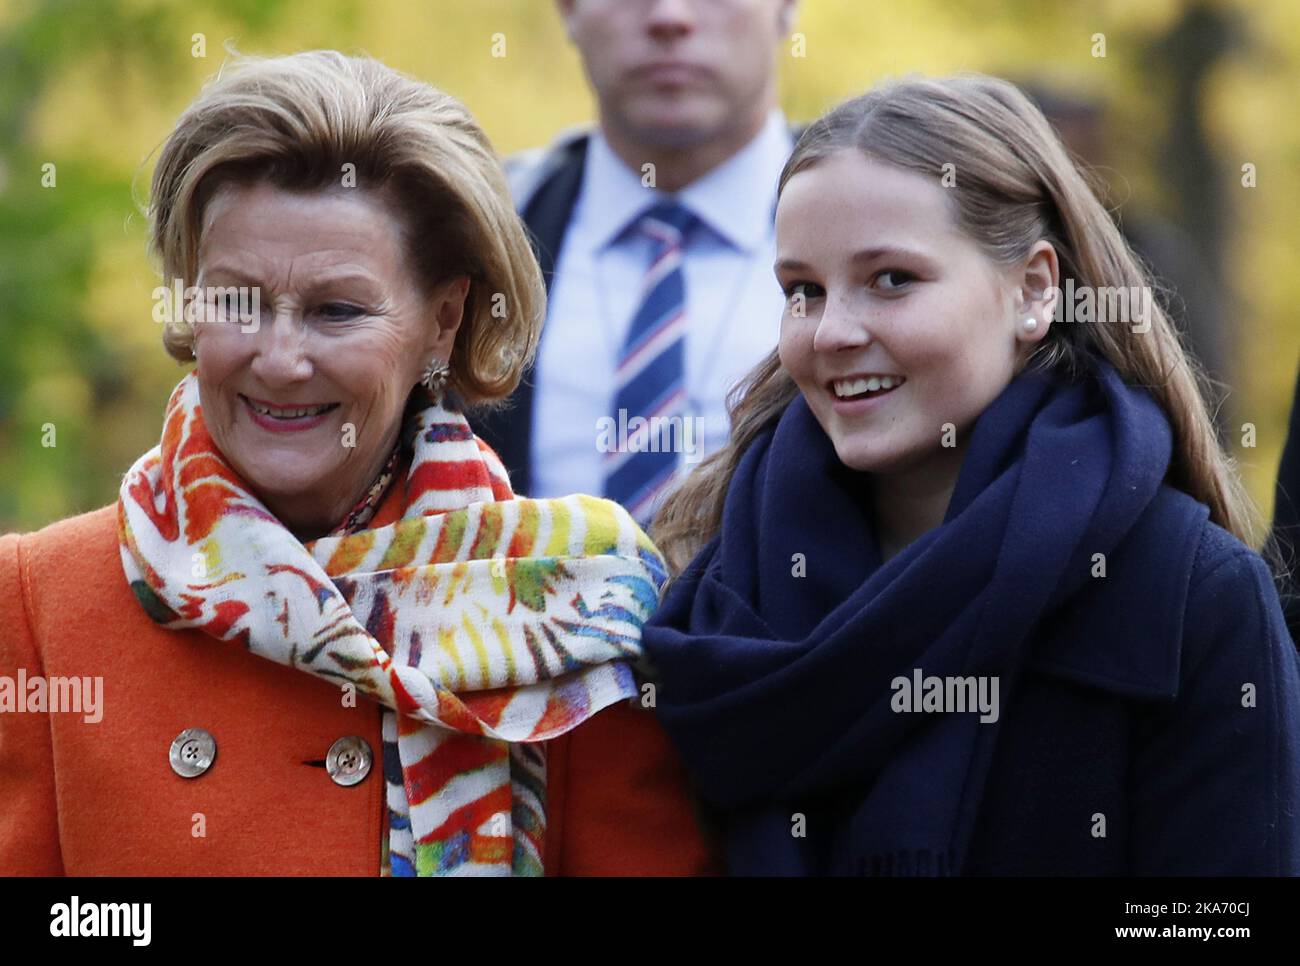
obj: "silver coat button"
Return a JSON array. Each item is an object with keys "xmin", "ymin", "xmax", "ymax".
[
  {"xmin": 169, "ymin": 728, "xmax": 216, "ymax": 778},
  {"xmin": 326, "ymin": 735, "xmax": 372, "ymax": 786}
]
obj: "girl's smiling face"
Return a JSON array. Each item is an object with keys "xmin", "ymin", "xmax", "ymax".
[{"xmin": 775, "ymin": 150, "xmax": 1056, "ymax": 479}]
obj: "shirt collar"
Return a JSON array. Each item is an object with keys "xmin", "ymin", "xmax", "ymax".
[{"xmin": 579, "ymin": 109, "xmax": 793, "ymax": 253}]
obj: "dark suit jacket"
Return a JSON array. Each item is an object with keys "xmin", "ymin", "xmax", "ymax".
[
  {"xmin": 469, "ymin": 135, "xmax": 590, "ymax": 497},
  {"xmin": 1272, "ymin": 362, "xmax": 1300, "ymax": 640}
]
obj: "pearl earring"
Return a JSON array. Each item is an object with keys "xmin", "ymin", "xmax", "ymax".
[{"xmin": 1022, "ymin": 316, "xmax": 1039, "ymax": 334}]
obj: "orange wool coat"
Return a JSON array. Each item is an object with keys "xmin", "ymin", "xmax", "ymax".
[{"xmin": 0, "ymin": 483, "xmax": 718, "ymax": 876}]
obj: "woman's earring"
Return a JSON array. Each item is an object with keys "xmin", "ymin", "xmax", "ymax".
[
  {"xmin": 420, "ymin": 357, "xmax": 450, "ymax": 396},
  {"xmin": 1022, "ymin": 316, "xmax": 1039, "ymax": 334}
]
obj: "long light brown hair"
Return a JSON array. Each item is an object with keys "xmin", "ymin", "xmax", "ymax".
[{"xmin": 651, "ymin": 73, "xmax": 1257, "ymax": 577}]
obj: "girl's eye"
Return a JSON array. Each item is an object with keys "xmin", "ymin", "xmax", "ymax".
[
  {"xmin": 319, "ymin": 302, "xmax": 365, "ymax": 321},
  {"xmin": 875, "ymin": 270, "xmax": 916, "ymax": 291},
  {"xmin": 784, "ymin": 281, "xmax": 824, "ymax": 301}
]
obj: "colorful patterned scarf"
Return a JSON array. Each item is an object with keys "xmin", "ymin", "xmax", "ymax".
[{"xmin": 118, "ymin": 372, "xmax": 668, "ymax": 876}]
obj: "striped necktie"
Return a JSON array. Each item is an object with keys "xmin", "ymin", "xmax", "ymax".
[{"xmin": 603, "ymin": 201, "xmax": 696, "ymax": 525}]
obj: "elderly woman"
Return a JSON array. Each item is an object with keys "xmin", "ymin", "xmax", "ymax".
[{"xmin": 0, "ymin": 51, "xmax": 714, "ymax": 876}]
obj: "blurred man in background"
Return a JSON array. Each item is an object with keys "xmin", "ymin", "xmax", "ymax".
[{"xmin": 472, "ymin": 0, "xmax": 799, "ymax": 525}]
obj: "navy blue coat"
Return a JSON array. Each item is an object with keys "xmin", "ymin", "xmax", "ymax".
[{"xmin": 958, "ymin": 486, "xmax": 1300, "ymax": 874}]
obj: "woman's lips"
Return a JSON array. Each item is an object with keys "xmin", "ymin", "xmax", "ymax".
[{"xmin": 239, "ymin": 394, "xmax": 339, "ymax": 433}]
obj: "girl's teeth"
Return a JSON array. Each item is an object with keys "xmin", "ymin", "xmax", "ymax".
[{"xmin": 832, "ymin": 376, "xmax": 905, "ymax": 398}]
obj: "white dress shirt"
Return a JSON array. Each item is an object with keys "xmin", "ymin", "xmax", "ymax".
[{"xmin": 531, "ymin": 110, "xmax": 794, "ymax": 499}]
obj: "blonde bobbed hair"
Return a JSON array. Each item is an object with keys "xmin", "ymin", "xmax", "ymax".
[{"xmin": 147, "ymin": 49, "xmax": 545, "ymax": 408}]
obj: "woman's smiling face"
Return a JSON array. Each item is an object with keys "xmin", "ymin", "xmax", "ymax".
[
  {"xmin": 192, "ymin": 180, "xmax": 467, "ymax": 535},
  {"xmin": 775, "ymin": 150, "xmax": 1054, "ymax": 478}
]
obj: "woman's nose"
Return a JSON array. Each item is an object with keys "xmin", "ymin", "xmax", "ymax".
[
  {"xmin": 813, "ymin": 294, "xmax": 872, "ymax": 353},
  {"xmin": 249, "ymin": 309, "xmax": 313, "ymax": 384}
]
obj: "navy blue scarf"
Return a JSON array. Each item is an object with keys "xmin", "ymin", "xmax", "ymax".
[{"xmin": 642, "ymin": 357, "xmax": 1174, "ymax": 875}]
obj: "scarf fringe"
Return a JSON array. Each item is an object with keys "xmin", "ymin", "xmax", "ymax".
[{"xmin": 858, "ymin": 848, "xmax": 958, "ymax": 877}]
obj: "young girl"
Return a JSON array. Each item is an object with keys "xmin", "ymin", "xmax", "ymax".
[{"xmin": 642, "ymin": 75, "xmax": 1300, "ymax": 876}]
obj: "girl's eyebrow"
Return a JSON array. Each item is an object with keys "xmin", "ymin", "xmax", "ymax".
[
  {"xmin": 775, "ymin": 246, "xmax": 933, "ymax": 275},
  {"xmin": 849, "ymin": 245, "xmax": 932, "ymax": 264}
]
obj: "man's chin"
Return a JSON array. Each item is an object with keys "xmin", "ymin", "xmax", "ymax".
[{"xmin": 621, "ymin": 101, "xmax": 730, "ymax": 151}]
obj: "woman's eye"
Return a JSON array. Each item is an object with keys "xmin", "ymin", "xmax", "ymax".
[
  {"xmin": 208, "ymin": 294, "xmax": 244, "ymax": 322},
  {"xmin": 784, "ymin": 281, "xmax": 824, "ymax": 301},
  {"xmin": 319, "ymin": 302, "xmax": 365, "ymax": 321},
  {"xmin": 875, "ymin": 270, "xmax": 916, "ymax": 291}
]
